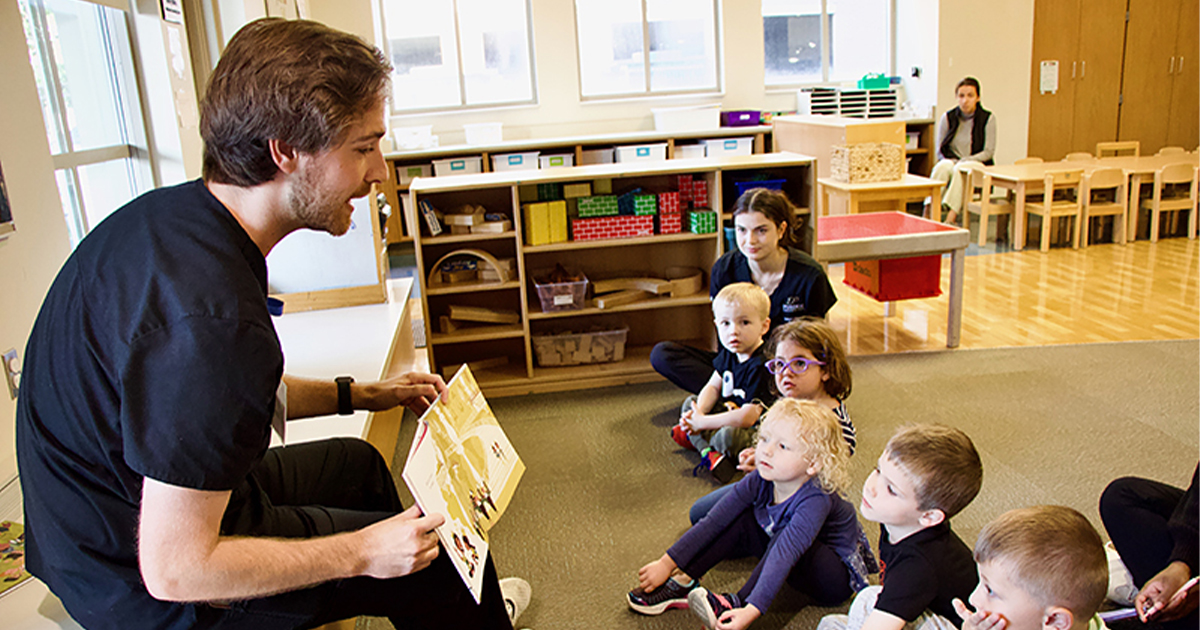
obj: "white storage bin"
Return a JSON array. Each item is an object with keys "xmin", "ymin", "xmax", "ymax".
[
  {"xmin": 464, "ymin": 122, "xmax": 502, "ymax": 145},
  {"xmin": 673, "ymin": 144, "xmax": 706, "ymax": 160},
  {"xmin": 703, "ymin": 137, "xmax": 753, "ymax": 157},
  {"xmin": 397, "ymin": 163, "xmax": 432, "ymax": 185},
  {"xmin": 652, "ymin": 104, "xmax": 720, "ymax": 132},
  {"xmin": 615, "ymin": 143, "xmax": 668, "ymax": 163},
  {"xmin": 491, "ymin": 151, "xmax": 540, "ymax": 172},
  {"xmin": 432, "ymin": 156, "xmax": 483, "ymax": 177},
  {"xmin": 580, "ymin": 148, "xmax": 614, "ymax": 165},
  {"xmin": 539, "ymin": 154, "xmax": 574, "ymax": 168}
]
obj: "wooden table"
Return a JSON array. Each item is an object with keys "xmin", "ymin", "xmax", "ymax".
[
  {"xmin": 816, "ymin": 212, "xmax": 970, "ymax": 348},
  {"xmin": 817, "ymin": 174, "xmax": 946, "ymax": 220},
  {"xmin": 272, "ymin": 278, "xmax": 421, "ymax": 462},
  {"xmin": 980, "ymin": 154, "xmax": 1199, "ymax": 249}
]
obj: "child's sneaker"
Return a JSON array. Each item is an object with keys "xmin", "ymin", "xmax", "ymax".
[
  {"xmin": 626, "ymin": 577, "xmax": 698, "ymax": 615},
  {"xmin": 500, "ymin": 577, "xmax": 531, "ymax": 625},
  {"xmin": 671, "ymin": 424, "xmax": 696, "ymax": 450},
  {"xmin": 1105, "ymin": 541, "xmax": 1137, "ymax": 606},
  {"xmin": 688, "ymin": 588, "xmax": 741, "ymax": 629},
  {"xmin": 693, "ymin": 449, "xmax": 736, "ymax": 484}
]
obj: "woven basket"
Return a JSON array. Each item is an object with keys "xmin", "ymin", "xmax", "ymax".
[{"xmin": 830, "ymin": 142, "xmax": 904, "ymax": 183}]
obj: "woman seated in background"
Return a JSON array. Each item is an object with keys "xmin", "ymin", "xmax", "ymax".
[{"xmin": 930, "ymin": 76, "xmax": 996, "ymax": 226}]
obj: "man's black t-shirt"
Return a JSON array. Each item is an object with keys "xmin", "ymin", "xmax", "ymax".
[
  {"xmin": 15, "ymin": 180, "xmax": 283, "ymax": 629},
  {"xmin": 710, "ymin": 247, "xmax": 837, "ymax": 329},
  {"xmin": 874, "ymin": 521, "xmax": 979, "ymax": 627}
]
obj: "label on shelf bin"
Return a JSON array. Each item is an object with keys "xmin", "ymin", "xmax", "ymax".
[
  {"xmin": 509, "ymin": 155, "xmax": 522, "ymax": 165},
  {"xmin": 553, "ymin": 295, "xmax": 573, "ymax": 306},
  {"xmin": 725, "ymin": 140, "xmax": 737, "ymax": 150},
  {"xmin": 451, "ymin": 160, "xmax": 466, "ymax": 171},
  {"xmin": 637, "ymin": 147, "xmax": 649, "ymax": 157}
]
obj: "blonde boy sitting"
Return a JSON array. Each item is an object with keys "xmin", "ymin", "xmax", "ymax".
[
  {"xmin": 674, "ymin": 283, "xmax": 775, "ymax": 483},
  {"xmin": 819, "ymin": 424, "xmax": 983, "ymax": 630},
  {"xmin": 953, "ymin": 505, "xmax": 1109, "ymax": 630}
]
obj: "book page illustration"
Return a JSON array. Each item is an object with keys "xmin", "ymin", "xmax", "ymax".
[{"xmin": 402, "ymin": 365, "xmax": 524, "ymax": 602}]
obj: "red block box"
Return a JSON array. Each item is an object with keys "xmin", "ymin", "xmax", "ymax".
[
  {"xmin": 657, "ymin": 212, "xmax": 682, "ymax": 234},
  {"xmin": 690, "ymin": 180, "xmax": 708, "ymax": 208},
  {"xmin": 571, "ymin": 215, "xmax": 655, "ymax": 241},
  {"xmin": 843, "ymin": 255, "xmax": 942, "ymax": 302},
  {"xmin": 657, "ymin": 192, "xmax": 681, "ymax": 214}
]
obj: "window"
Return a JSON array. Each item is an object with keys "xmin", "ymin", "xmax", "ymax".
[
  {"xmin": 575, "ymin": 0, "xmax": 719, "ymax": 99},
  {"xmin": 764, "ymin": 0, "xmax": 891, "ymax": 87},
  {"xmin": 380, "ymin": 0, "xmax": 537, "ymax": 113},
  {"xmin": 19, "ymin": 0, "xmax": 152, "ymax": 247}
]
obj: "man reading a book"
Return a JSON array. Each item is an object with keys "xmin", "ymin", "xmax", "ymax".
[{"xmin": 15, "ymin": 18, "xmax": 527, "ymax": 630}]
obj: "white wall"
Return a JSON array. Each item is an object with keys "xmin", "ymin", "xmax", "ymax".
[
  {"xmin": 895, "ymin": 0, "xmax": 940, "ymax": 114},
  {"xmin": 0, "ymin": 0, "xmax": 74, "ymax": 483},
  {"xmin": 937, "ymin": 0, "xmax": 1034, "ymax": 165}
]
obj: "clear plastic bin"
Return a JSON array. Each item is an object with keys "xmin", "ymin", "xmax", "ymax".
[
  {"xmin": 532, "ymin": 328, "xmax": 628, "ymax": 366},
  {"xmin": 533, "ymin": 271, "xmax": 589, "ymax": 312}
]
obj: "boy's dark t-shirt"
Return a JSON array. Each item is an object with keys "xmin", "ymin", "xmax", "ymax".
[
  {"xmin": 875, "ymin": 521, "xmax": 978, "ymax": 628},
  {"xmin": 711, "ymin": 343, "xmax": 774, "ymax": 408}
]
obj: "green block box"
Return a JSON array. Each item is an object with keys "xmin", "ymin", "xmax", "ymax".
[
  {"xmin": 688, "ymin": 210, "xmax": 717, "ymax": 234},
  {"xmin": 537, "ymin": 182, "xmax": 563, "ymax": 201},
  {"xmin": 577, "ymin": 195, "xmax": 619, "ymax": 217}
]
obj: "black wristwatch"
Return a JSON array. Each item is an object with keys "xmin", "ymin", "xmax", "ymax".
[{"xmin": 335, "ymin": 376, "xmax": 355, "ymax": 415}]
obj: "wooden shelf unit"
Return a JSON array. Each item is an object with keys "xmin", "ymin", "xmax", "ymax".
[
  {"xmin": 407, "ymin": 153, "xmax": 815, "ymax": 396},
  {"xmin": 382, "ymin": 126, "xmax": 774, "ymax": 245}
]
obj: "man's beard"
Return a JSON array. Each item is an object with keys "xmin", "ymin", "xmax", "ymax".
[{"xmin": 288, "ymin": 165, "xmax": 360, "ymax": 236}]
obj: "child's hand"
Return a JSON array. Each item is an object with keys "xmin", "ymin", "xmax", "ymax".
[
  {"xmin": 953, "ymin": 598, "xmax": 1007, "ymax": 630},
  {"xmin": 736, "ymin": 447, "xmax": 756, "ymax": 472},
  {"xmin": 636, "ymin": 555, "xmax": 676, "ymax": 592},
  {"xmin": 716, "ymin": 603, "xmax": 761, "ymax": 630}
]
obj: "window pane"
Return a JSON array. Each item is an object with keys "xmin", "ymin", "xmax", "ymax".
[
  {"xmin": 18, "ymin": 0, "xmax": 63, "ymax": 154},
  {"xmin": 646, "ymin": 0, "xmax": 717, "ymax": 92},
  {"xmin": 827, "ymin": 0, "xmax": 889, "ymax": 82},
  {"xmin": 42, "ymin": 0, "xmax": 133, "ymax": 152},
  {"xmin": 576, "ymin": 0, "xmax": 645, "ymax": 97},
  {"xmin": 763, "ymin": 0, "xmax": 823, "ymax": 86},
  {"xmin": 54, "ymin": 170, "xmax": 84, "ymax": 245},
  {"xmin": 458, "ymin": 0, "xmax": 534, "ymax": 105},
  {"xmin": 76, "ymin": 158, "xmax": 137, "ymax": 231},
  {"xmin": 383, "ymin": 0, "xmax": 462, "ymax": 110}
]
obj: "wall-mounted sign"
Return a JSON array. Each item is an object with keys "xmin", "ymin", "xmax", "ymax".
[
  {"xmin": 0, "ymin": 159, "xmax": 14, "ymax": 239},
  {"xmin": 160, "ymin": 0, "xmax": 182, "ymax": 24}
]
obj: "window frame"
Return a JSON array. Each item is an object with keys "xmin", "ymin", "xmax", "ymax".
[
  {"xmin": 19, "ymin": 0, "xmax": 152, "ymax": 245},
  {"xmin": 763, "ymin": 0, "xmax": 896, "ymax": 91},
  {"xmin": 573, "ymin": 0, "xmax": 723, "ymax": 102},
  {"xmin": 378, "ymin": 0, "xmax": 540, "ymax": 116}
]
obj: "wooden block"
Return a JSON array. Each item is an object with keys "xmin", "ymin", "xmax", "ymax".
[
  {"xmin": 472, "ymin": 220, "xmax": 512, "ymax": 233},
  {"xmin": 563, "ymin": 182, "xmax": 591, "ymax": 198},
  {"xmin": 449, "ymin": 225, "xmax": 472, "ymax": 235},
  {"xmin": 523, "ymin": 202, "xmax": 551, "ymax": 246},
  {"xmin": 439, "ymin": 315, "xmax": 459, "ymax": 334},
  {"xmin": 444, "ymin": 212, "xmax": 484, "ymax": 226},
  {"xmin": 440, "ymin": 268, "xmax": 477, "ymax": 283},
  {"xmin": 595, "ymin": 289, "xmax": 651, "ymax": 309},
  {"xmin": 592, "ymin": 277, "xmax": 671, "ymax": 295},
  {"xmin": 448, "ymin": 304, "xmax": 519, "ymax": 324},
  {"xmin": 593, "ymin": 178, "xmax": 612, "ymax": 194},
  {"xmin": 665, "ymin": 266, "xmax": 704, "ymax": 296},
  {"xmin": 548, "ymin": 200, "xmax": 568, "ymax": 243}
]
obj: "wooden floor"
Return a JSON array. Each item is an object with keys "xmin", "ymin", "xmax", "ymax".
[{"xmin": 825, "ymin": 237, "xmax": 1199, "ymax": 354}]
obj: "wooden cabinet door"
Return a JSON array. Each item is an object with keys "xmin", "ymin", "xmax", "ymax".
[
  {"xmin": 1166, "ymin": 0, "xmax": 1199, "ymax": 149},
  {"xmin": 1072, "ymin": 0, "xmax": 1126, "ymax": 152},
  {"xmin": 1028, "ymin": 0, "xmax": 1081, "ymax": 161},
  {"xmin": 1120, "ymin": 0, "xmax": 1181, "ymax": 153}
]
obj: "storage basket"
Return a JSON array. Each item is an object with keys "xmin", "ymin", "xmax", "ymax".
[
  {"xmin": 532, "ymin": 328, "xmax": 628, "ymax": 366},
  {"xmin": 829, "ymin": 142, "xmax": 904, "ymax": 183}
]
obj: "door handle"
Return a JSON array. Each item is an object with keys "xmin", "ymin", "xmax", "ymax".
[
  {"xmin": 1081, "ymin": 60, "xmax": 1086, "ymax": 78},
  {"xmin": 1178, "ymin": 57, "xmax": 1184, "ymax": 74},
  {"xmin": 1072, "ymin": 61, "xmax": 1077, "ymax": 78},
  {"xmin": 1169, "ymin": 56, "xmax": 1175, "ymax": 74}
]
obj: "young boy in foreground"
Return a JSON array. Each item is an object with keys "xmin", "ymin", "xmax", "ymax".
[
  {"xmin": 818, "ymin": 424, "xmax": 983, "ymax": 630},
  {"xmin": 674, "ymin": 282, "xmax": 775, "ymax": 482},
  {"xmin": 953, "ymin": 505, "xmax": 1110, "ymax": 630}
]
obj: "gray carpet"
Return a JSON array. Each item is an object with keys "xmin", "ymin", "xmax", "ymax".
[{"xmin": 373, "ymin": 339, "xmax": 1199, "ymax": 630}]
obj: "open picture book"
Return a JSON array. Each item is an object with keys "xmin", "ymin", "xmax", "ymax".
[{"xmin": 401, "ymin": 365, "xmax": 524, "ymax": 603}]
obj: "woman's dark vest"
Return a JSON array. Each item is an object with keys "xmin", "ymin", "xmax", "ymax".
[{"xmin": 940, "ymin": 106, "xmax": 993, "ymax": 165}]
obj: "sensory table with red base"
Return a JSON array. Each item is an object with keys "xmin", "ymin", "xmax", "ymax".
[{"xmin": 815, "ymin": 212, "xmax": 970, "ymax": 348}]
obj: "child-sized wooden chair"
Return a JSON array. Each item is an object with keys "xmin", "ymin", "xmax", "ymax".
[
  {"xmin": 1139, "ymin": 163, "xmax": 1198, "ymax": 241},
  {"xmin": 1156, "ymin": 146, "xmax": 1186, "ymax": 156},
  {"xmin": 1023, "ymin": 169, "xmax": 1084, "ymax": 252},
  {"xmin": 1065, "ymin": 152, "xmax": 1095, "ymax": 162},
  {"xmin": 1097, "ymin": 141, "xmax": 1140, "ymax": 158},
  {"xmin": 959, "ymin": 164, "xmax": 1014, "ymax": 246},
  {"xmin": 1080, "ymin": 168, "xmax": 1128, "ymax": 246},
  {"xmin": 1014, "ymin": 157, "xmax": 1044, "ymax": 165}
]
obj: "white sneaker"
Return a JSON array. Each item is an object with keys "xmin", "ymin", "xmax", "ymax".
[
  {"xmin": 500, "ymin": 577, "xmax": 532, "ymax": 626},
  {"xmin": 1105, "ymin": 541, "xmax": 1137, "ymax": 606}
]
